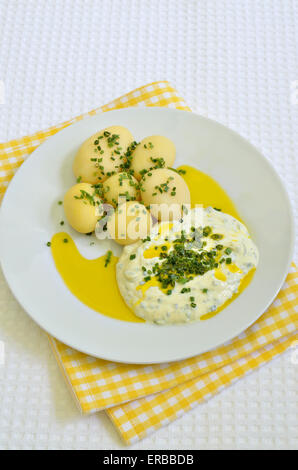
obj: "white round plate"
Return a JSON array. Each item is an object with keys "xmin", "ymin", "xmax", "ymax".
[{"xmin": 0, "ymin": 108, "xmax": 294, "ymax": 364}]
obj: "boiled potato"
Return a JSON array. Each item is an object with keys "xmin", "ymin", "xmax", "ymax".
[
  {"xmin": 131, "ymin": 135, "xmax": 175, "ymax": 180},
  {"xmin": 107, "ymin": 201, "xmax": 152, "ymax": 245},
  {"xmin": 63, "ymin": 183, "xmax": 102, "ymax": 233},
  {"xmin": 102, "ymin": 172, "xmax": 139, "ymax": 207},
  {"xmin": 73, "ymin": 126, "xmax": 134, "ymax": 184},
  {"xmin": 140, "ymin": 168, "xmax": 190, "ymax": 221}
]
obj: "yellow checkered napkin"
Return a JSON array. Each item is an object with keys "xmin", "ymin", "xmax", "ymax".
[{"xmin": 1, "ymin": 81, "xmax": 297, "ymax": 445}]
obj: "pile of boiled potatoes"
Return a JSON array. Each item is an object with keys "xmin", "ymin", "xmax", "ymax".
[{"xmin": 63, "ymin": 125, "xmax": 190, "ymax": 245}]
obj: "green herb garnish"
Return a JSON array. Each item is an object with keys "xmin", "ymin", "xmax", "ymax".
[
  {"xmin": 181, "ymin": 287, "xmax": 191, "ymax": 293},
  {"xmin": 104, "ymin": 250, "xmax": 112, "ymax": 267},
  {"xmin": 203, "ymin": 226, "xmax": 212, "ymax": 237},
  {"xmin": 211, "ymin": 233, "xmax": 223, "ymax": 240}
]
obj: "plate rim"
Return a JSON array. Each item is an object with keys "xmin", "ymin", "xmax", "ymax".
[{"xmin": 0, "ymin": 107, "xmax": 295, "ymax": 364}]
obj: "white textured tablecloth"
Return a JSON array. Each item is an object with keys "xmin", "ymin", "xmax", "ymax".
[{"xmin": 0, "ymin": 0, "xmax": 297, "ymax": 450}]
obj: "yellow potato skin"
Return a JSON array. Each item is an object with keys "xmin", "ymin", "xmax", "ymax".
[
  {"xmin": 140, "ymin": 168, "xmax": 191, "ymax": 221},
  {"xmin": 107, "ymin": 201, "xmax": 152, "ymax": 245},
  {"xmin": 63, "ymin": 183, "xmax": 101, "ymax": 234},
  {"xmin": 131, "ymin": 135, "xmax": 176, "ymax": 180},
  {"xmin": 102, "ymin": 172, "xmax": 139, "ymax": 207},
  {"xmin": 73, "ymin": 126, "xmax": 134, "ymax": 184}
]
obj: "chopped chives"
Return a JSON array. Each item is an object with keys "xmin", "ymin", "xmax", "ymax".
[{"xmin": 104, "ymin": 250, "xmax": 112, "ymax": 267}]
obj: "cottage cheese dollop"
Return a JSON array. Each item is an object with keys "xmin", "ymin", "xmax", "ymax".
[{"xmin": 116, "ymin": 207, "xmax": 259, "ymax": 324}]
